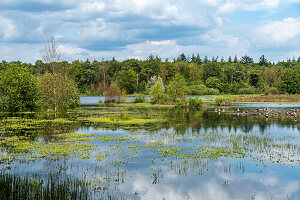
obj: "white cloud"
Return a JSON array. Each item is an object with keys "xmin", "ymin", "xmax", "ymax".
[
  {"xmin": 254, "ymin": 17, "xmax": 300, "ymax": 47},
  {"xmin": 120, "ymin": 170, "xmax": 300, "ymax": 200},
  {"xmin": 0, "ymin": 43, "xmax": 41, "ymax": 62},
  {"xmin": 0, "ymin": 0, "xmax": 299, "ymax": 62},
  {"xmin": 0, "ymin": 16, "xmax": 18, "ymax": 41},
  {"xmin": 78, "ymin": 1, "xmax": 106, "ymax": 14},
  {"xmin": 217, "ymin": 0, "xmax": 282, "ymax": 14},
  {"xmin": 58, "ymin": 44, "xmax": 85, "ymax": 56}
]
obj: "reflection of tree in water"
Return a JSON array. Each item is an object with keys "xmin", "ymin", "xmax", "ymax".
[{"xmin": 161, "ymin": 108, "xmax": 299, "ymax": 135}]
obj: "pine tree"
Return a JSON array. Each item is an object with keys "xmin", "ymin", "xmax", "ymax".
[
  {"xmin": 240, "ymin": 55, "xmax": 254, "ymax": 64},
  {"xmin": 204, "ymin": 56, "xmax": 209, "ymax": 63},
  {"xmin": 195, "ymin": 53, "xmax": 202, "ymax": 64},
  {"xmin": 259, "ymin": 54, "xmax": 268, "ymax": 66},
  {"xmin": 234, "ymin": 55, "xmax": 238, "ymax": 63}
]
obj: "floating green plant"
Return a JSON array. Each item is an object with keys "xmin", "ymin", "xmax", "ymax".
[
  {"xmin": 0, "ymin": 133, "xmax": 95, "ymax": 161},
  {"xmin": 87, "ymin": 116, "xmax": 164, "ymax": 125}
]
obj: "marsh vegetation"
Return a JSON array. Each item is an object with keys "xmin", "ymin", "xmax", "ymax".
[{"xmin": 0, "ymin": 100, "xmax": 299, "ymax": 199}]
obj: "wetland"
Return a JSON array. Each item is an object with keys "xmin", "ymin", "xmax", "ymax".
[{"xmin": 0, "ymin": 98, "xmax": 299, "ymax": 200}]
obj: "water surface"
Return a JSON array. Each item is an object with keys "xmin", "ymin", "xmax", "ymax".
[{"xmin": 0, "ymin": 99, "xmax": 299, "ymax": 200}]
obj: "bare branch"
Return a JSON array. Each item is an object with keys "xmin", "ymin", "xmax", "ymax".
[{"xmin": 40, "ymin": 36, "xmax": 61, "ymax": 63}]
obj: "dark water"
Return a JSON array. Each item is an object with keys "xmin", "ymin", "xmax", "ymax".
[{"xmin": 0, "ymin": 99, "xmax": 299, "ymax": 200}]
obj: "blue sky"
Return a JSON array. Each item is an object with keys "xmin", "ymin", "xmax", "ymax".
[{"xmin": 0, "ymin": 0, "xmax": 299, "ymax": 63}]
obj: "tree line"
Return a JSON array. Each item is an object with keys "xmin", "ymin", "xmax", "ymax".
[{"xmin": 0, "ymin": 53, "xmax": 300, "ymax": 111}]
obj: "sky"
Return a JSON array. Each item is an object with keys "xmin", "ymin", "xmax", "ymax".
[{"xmin": 0, "ymin": 0, "xmax": 300, "ymax": 63}]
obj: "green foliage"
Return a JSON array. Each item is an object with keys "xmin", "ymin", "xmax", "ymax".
[
  {"xmin": 137, "ymin": 80, "xmax": 147, "ymax": 94},
  {"xmin": 118, "ymin": 69, "xmax": 137, "ymax": 94},
  {"xmin": 205, "ymin": 77, "xmax": 221, "ymax": 90},
  {"xmin": 215, "ymin": 98, "xmax": 228, "ymax": 106},
  {"xmin": 279, "ymin": 69, "xmax": 300, "ymax": 94},
  {"xmin": 133, "ymin": 93, "xmax": 146, "ymax": 103},
  {"xmin": 39, "ymin": 73, "xmax": 79, "ymax": 111},
  {"xmin": 229, "ymin": 82, "xmax": 249, "ymax": 94},
  {"xmin": 203, "ymin": 63, "xmax": 221, "ymax": 80},
  {"xmin": 167, "ymin": 74, "xmax": 187, "ymax": 102},
  {"xmin": 2, "ymin": 53, "xmax": 300, "ymax": 99},
  {"xmin": 150, "ymin": 77, "xmax": 167, "ymax": 104},
  {"xmin": 240, "ymin": 55, "xmax": 254, "ymax": 64},
  {"xmin": 146, "ymin": 76, "xmax": 162, "ymax": 94},
  {"xmin": 250, "ymin": 73, "xmax": 260, "ymax": 87},
  {"xmin": 187, "ymin": 85, "xmax": 220, "ymax": 95},
  {"xmin": 259, "ymin": 54, "xmax": 268, "ymax": 66},
  {"xmin": 0, "ymin": 64, "xmax": 39, "ymax": 112},
  {"xmin": 188, "ymin": 97, "xmax": 203, "ymax": 107},
  {"xmin": 237, "ymin": 87, "xmax": 256, "ymax": 94}
]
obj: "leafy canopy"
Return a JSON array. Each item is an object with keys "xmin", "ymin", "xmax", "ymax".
[{"xmin": 0, "ymin": 64, "xmax": 39, "ymax": 112}]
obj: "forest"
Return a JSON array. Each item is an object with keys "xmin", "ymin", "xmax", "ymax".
[{"xmin": 0, "ymin": 53, "xmax": 300, "ymax": 111}]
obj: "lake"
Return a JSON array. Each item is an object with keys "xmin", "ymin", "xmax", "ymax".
[{"xmin": 0, "ymin": 97, "xmax": 299, "ymax": 200}]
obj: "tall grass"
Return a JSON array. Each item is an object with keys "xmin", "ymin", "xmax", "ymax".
[
  {"xmin": 0, "ymin": 173, "xmax": 90, "ymax": 200},
  {"xmin": 0, "ymin": 173, "xmax": 128, "ymax": 200}
]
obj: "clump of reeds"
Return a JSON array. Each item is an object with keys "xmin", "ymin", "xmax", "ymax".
[{"xmin": 0, "ymin": 173, "xmax": 90, "ymax": 200}]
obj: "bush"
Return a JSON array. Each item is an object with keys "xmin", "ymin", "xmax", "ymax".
[
  {"xmin": 265, "ymin": 87, "xmax": 280, "ymax": 95},
  {"xmin": 207, "ymin": 88, "xmax": 220, "ymax": 95},
  {"xmin": 150, "ymin": 77, "xmax": 166, "ymax": 104},
  {"xmin": 188, "ymin": 97, "xmax": 203, "ymax": 107},
  {"xmin": 215, "ymin": 98, "xmax": 224, "ymax": 106},
  {"xmin": 133, "ymin": 93, "xmax": 146, "ymax": 103},
  {"xmin": 237, "ymin": 87, "xmax": 256, "ymax": 94},
  {"xmin": 0, "ymin": 64, "xmax": 39, "ymax": 112},
  {"xmin": 187, "ymin": 85, "xmax": 220, "ymax": 95},
  {"xmin": 104, "ymin": 83, "xmax": 125, "ymax": 103},
  {"xmin": 270, "ymin": 87, "xmax": 280, "ymax": 94}
]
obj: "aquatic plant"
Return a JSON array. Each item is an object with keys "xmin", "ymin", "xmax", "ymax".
[
  {"xmin": 87, "ymin": 116, "xmax": 163, "ymax": 125},
  {"xmin": 0, "ymin": 173, "xmax": 90, "ymax": 200}
]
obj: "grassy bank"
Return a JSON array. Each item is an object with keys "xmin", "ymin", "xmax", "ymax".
[{"xmin": 199, "ymin": 94, "xmax": 300, "ymax": 104}]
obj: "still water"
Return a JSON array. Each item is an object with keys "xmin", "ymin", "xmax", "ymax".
[{"xmin": 0, "ymin": 98, "xmax": 299, "ymax": 200}]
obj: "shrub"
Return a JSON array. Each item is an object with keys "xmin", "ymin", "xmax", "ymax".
[
  {"xmin": 187, "ymin": 85, "xmax": 220, "ymax": 95},
  {"xmin": 270, "ymin": 87, "xmax": 280, "ymax": 94},
  {"xmin": 150, "ymin": 77, "xmax": 166, "ymax": 104},
  {"xmin": 237, "ymin": 87, "xmax": 256, "ymax": 94},
  {"xmin": 104, "ymin": 83, "xmax": 125, "ymax": 103},
  {"xmin": 265, "ymin": 87, "xmax": 280, "ymax": 95},
  {"xmin": 207, "ymin": 88, "xmax": 220, "ymax": 95},
  {"xmin": 188, "ymin": 97, "xmax": 203, "ymax": 107},
  {"xmin": 215, "ymin": 98, "xmax": 224, "ymax": 106},
  {"xmin": 133, "ymin": 93, "xmax": 146, "ymax": 103},
  {"xmin": 175, "ymin": 101, "xmax": 185, "ymax": 107}
]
